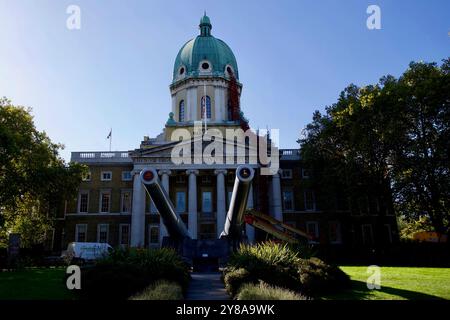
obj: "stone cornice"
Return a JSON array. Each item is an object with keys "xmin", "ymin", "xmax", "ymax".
[{"xmin": 170, "ymin": 76, "xmax": 242, "ymax": 94}]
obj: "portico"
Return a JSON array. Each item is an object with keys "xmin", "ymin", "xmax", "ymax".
[{"xmin": 129, "ymin": 160, "xmax": 260, "ymax": 246}]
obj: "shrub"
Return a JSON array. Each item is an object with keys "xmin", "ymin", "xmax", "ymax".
[
  {"xmin": 226, "ymin": 242, "xmax": 351, "ymax": 298},
  {"xmin": 80, "ymin": 263, "xmax": 149, "ymax": 300},
  {"xmin": 100, "ymin": 247, "xmax": 190, "ymax": 288},
  {"xmin": 223, "ymin": 268, "xmax": 256, "ymax": 296},
  {"xmin": 79, "ymin": 247, "xmax": 190, "ymax": 300},
  {"xmin": 228, "ymin": 242, "xmax": 301, "ymax": 290},
  {"xmin": 129, "ymin": 280, "xmax": 183, "ymax": 300},
  {"xmin": 288, "ymin": 242, "xmax": 318, "ymax": 259},
  {"xmin": 236, "ymin": 282, "xmax": 307, "ymax": 300},
  {"xmin": 297, "ymin": 257, "xmax": 350, "ymax": 296}
]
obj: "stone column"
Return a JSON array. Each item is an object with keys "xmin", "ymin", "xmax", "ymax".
[
  {"xmin": 131, "ymin": 170, "xmax": 145, "ymax": 247},
  {"xmin": 245, "ymin": 184, "xmax": 256, "ymax": 243},
  {"xmin": 158, "ymin": 169, "xmax": 172, "ymax": 244},
  {"xmin": 187, "ymin": 87, "xmax": 197, "ymax": 121},
  {"xmin": 272, "ymin": 170, "xmax": 283, "ymax": 222},
  {"xmin": 214, "ymin": 87, "xmax": 224, "ymax": 121},
  {"xmin": 186, "ymin": 169, "xmax": 199, "ymax": 239},
  {"xmin": 214, "ymin": 169, "xmax": 227, "ymax": 237}
]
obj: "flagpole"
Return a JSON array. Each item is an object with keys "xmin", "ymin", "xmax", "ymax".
[
  {"xmin": 109, "ymin": 128, "xmax": 112, "ymax": 152},
  {"xmin": 203, "ymin": 82, "xmax": 207, "ymax": 132}
]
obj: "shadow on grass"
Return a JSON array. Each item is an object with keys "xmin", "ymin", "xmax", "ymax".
[{"xmin": 327, "ymin": 280, "xmax": 446, "ymax": 300}]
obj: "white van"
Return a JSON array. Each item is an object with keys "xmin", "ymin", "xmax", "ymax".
[{"xmin": 61, "ymin": 242, "xmax": 113, "ymax": 264}]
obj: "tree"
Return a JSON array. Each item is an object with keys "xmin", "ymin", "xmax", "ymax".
[
  {"xmin": 392, "ymin": 60, "xmax": 450, "ymax": 236},
  {"xmin": 397, "ymin": 216, "xmax": 434, "ymax": 241},
  {"xmin": 298, "ymin": 58, "xmax": 450, "ymax": 239},
  {"xmin": 0, "ymin": 97, "xmax": 86, "ymax": 248}
]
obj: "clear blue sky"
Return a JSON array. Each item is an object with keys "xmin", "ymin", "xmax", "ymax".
[{"xmin": 1, "ymin": 0, "xmax": 449, "ymax": 161}]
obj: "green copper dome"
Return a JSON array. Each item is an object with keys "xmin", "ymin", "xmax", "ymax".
[{"xmin": 172, "ymin": 14, "xmax": 239, "ymax": 84}]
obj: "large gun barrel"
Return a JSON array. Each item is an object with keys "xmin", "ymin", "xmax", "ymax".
[
  {"xmin": 221, "ymin": 165, "xmax": 255, "ymax": 240},
  {"xmin": 140, "ymin": 168, "xmax": 190, "ymax": 240}
]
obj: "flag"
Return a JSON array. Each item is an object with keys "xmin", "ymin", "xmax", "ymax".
[{"xmin": 106, "ymin": 129, "xmax": 112, "ymax": 139}]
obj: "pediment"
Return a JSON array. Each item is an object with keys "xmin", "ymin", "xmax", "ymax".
[{"xmin": 130, "ymin": 134, "xmax": 259, "ymax": 161}]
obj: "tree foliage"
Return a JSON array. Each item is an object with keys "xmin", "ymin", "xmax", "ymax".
[
  {"xmin": 299, "ymin": 59, "xmax": 450, "ymax": 237},
  {"xmin": 0, "ymin": 97, "xmax": 86, "ymax": 247}
]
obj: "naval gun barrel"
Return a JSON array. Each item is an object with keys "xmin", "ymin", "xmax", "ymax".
[
  {"xmin": 140, "ymin": 168, "xmax": 190, "ymax": 240},
  {"xmin": 221, "ymin": 165, "xmax": 255, "ymax": 240}
]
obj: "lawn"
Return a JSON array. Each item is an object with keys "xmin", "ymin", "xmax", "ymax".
[
  {"xmin": 324, "ymin": 266, "xmax": 450, "ymax": 300},
  {"xmin": 0, "ymin": 268, "xmax": 75, "ymax": 300},
  {"xmin": 1, "ymin": 266, "xmax": 449, "ymax": 300}
]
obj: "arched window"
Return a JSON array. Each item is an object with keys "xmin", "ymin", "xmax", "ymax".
[
  {"xmin": 227, "ymin": 100, "xmax": 233, "ymax": 121},
  {"xmin": 201, "ymin": 96, "xmax": 211, "ymax": 119},
  {"xmin": 179, "ymin": 100, "xmax": 185, "ymax": 122}
]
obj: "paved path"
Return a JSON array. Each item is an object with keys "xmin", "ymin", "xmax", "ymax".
[{"xmin": 185, "ymin": 272, "xmax": 230, "ymax": 300}]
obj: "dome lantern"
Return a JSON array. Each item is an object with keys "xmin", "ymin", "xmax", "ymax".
[{"xmin": 199, "ymin": 12, "xmax": 212, "ymax": 37}]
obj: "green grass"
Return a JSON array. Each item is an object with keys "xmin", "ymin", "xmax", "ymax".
[
  {"xmin": 324, "ymin": 266, "xmax": 450, "ymax": 300},
  {"xmin": 0, "ymin": 268, "xmax": 75, "ymax": 300},
  {"xmin": 237, "ymin": 282, "xmax": 307, "ymax": 300},
  {"xmin": 129, "ymin": 280, "xmax": 183, "ymax": 300},
  {"xmin": 2, "ymin": 266, "xmax": 448, "ymax": 300}
]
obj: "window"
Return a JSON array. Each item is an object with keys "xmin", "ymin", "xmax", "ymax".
[
  {"xmin": 101, "ymin": 171, "xmax": 112, "ymax": 181},
  {"xmin": 283, "ymin": 190, "xmax": 295, "ymax": 211},
  {"xmin": 227, "ymin": 100, "xmax": 233, "ymax": 121},
  {"xmin": 179, "ymin": 67, "xmax": 185, "ymax": 75},
  {"xmin": 358, "ymin": 197, "xmax": 369, "ymax": 215},
  {"xmin": 201, "ymin": 96, "xmax": 211, "ymax": 119},
  {"xmin": 82, "ymin": 171, "xmax": 91, "ymax": 181},
  {"xmin": 149, "ymin": 225, "xmax": 160, "ymax": 246},
  {"xmin": 202, "ymin": 62, "xmax": 210, "ymax": 70},
  {"xmin": 362, "ymin": 224, "xmax": 374, "ymax": 245},
  {"xmin": 385, "ymin": 201, "xmax": 394, "ymax": 216},
  {"xmin": 281, "ymin": 169, "xmax": 293, "ymax": 179},
  {"xmin": 175, "ymin": 175, "xmax": 186, "ymax": 184},
  {"xmin": 78, "ymin": 191, "xmax": 89, "ymax": 213},
  {"xmin": 176, "ymin": 192, "xmax": 186, "ymax": 213},
  {"xmin": 202, "ymin": 191, "xmax": 213, "ymax": 213},
  {"xmin": 368, "ymin": 196, "xmax": 380, "ymax": 215},
  {"xmin": 302, "ymin": 168, "xmax": 310, "ymax": 179},
  {"xmin": 121, "ymin": 171, "xmax": 132, "ymax": 181},
  {"xmin": 201, "ymin": 175, "xmax": 212, "ymax": 184},
  {"xmin": 306, "ymin": 221, "xmax": 319, "ymax": 243},
  {"xmin": 179, "ymin": 100, "xmax": 185, "ymax": 122},
  {"xmin": 75, "ymin": 224, "xmax": 87, "ymax": 242},
  {"xmin": 119, "ymin": 224, "xmax": 130, "ymax": 247},
  {"xmin": 304, "ymin": 190, "xmax": 316, "ymax": 211},
  {"xmin": 199, "ymin": 223, "xmax": 216, "ymax": 240},
  {"xmin": 100, "ymin": 191, "xmax": 111, "ymax": 213},
  {"xmin": 97, "ymin": 224, "xmax": 109, "ymax": 243},
  {"xmin": 121, "ymin": 191, "xmax": 132, "ymax": 213},
  {"xmin": 329, "ymin": 222, "xmax": 342, "ymax": 244},
  {"xmin": 384, "ymin": 224, "xmax": 392, "ymax": 244}
]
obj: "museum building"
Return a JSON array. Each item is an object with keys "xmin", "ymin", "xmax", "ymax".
[{"xmin": 52, "ymin": 15, "xmax": 398, "ymax": 252}]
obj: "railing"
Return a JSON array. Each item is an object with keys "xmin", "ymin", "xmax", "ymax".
[
  {"xmin": 71, "ymin": 151, "xmax": 132, "ymax": 163},
  {"xmin": 280, "ymin": 149, "xmax": 300, "ymax": 156},
  {"xmin": 280, "ymin": 149, "xmax": 301, "ymax": 160}
]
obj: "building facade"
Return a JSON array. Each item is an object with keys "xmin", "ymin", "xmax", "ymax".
[{"xmin": 52, "ymin": 15, "xmax": 398, "ymax": 253}]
